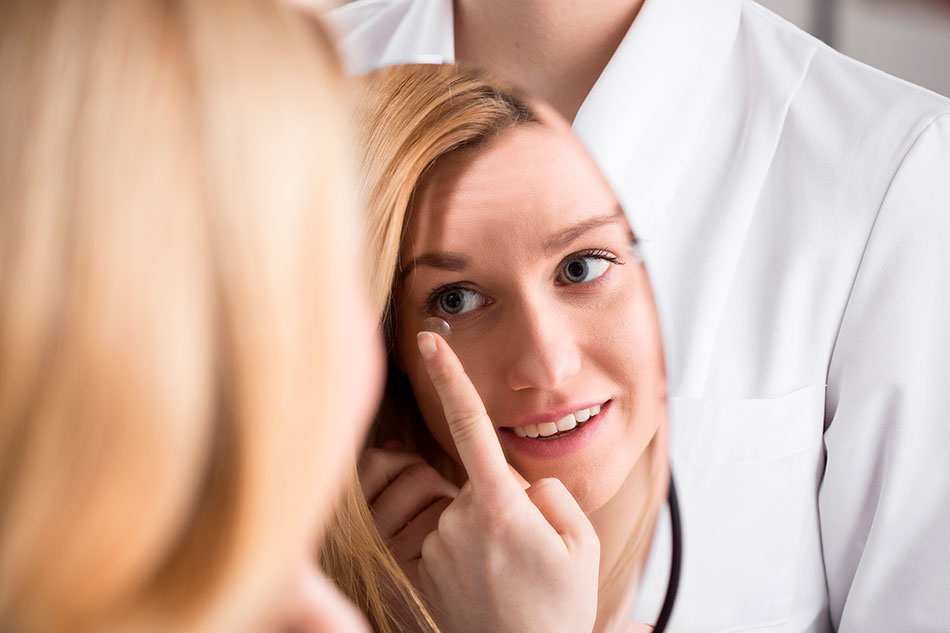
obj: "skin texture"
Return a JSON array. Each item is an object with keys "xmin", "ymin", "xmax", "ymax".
[
  {"xmin": 454, "ymin": 0, "xmax": 646, "ymax": 121},
  {"xmin": 366, "ymin": 118, "xmax": 667, "ymax": 632},
  {"xmin": 412, "ymin": 331, "xmax": 600, "ymax": 633},
  {"xmin": 395, "ymin": 122, "xmax": 664, "ymax": 515}
]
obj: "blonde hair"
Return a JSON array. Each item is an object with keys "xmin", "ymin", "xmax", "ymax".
[
  {"xmin": 323, "ymin": 63, "xmax": 663, "ymax": 633},
  {"xmin": 0, "ymin": 2, "xmax": 358, "ymax": 632}
]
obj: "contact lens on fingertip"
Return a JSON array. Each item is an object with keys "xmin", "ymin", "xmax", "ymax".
[{"xmin": 422, "ymin": 317, "xmax": 452, "ymax": 340}]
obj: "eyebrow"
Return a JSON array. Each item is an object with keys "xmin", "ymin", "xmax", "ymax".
[
  {"xmin": 399, "ymin": 252, "xmax": 470, "ymax": 281},
  {"xmin": 541, "ymin": 205, "xmax": 627, "ymax": 255},
  {"xmin": 399, "ymin": 205, "xmax": 628, "ymax": 281}
]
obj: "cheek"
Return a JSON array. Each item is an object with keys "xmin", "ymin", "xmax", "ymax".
[
  {"xmin": 605, "ymin": 276, "xmax": 665, "ymax": 382},
  {"xmin": 586, "ymin": 277, "xmax": 666, "ymax": 428},
  {"xmin": 404, "ymin": 357, "xmax": 460, "ymax": 461}
]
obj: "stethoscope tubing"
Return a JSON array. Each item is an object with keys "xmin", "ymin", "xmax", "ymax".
[{"xmin": 652, "ymin": 471, "xmax": 682, "ymax": 633}]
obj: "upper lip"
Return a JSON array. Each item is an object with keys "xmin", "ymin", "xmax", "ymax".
[{"xmin": 499, "ymin": 400, "xmax": 608, "ymax": 429}]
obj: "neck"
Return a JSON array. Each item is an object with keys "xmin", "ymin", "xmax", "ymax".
[
  {"xmin": 587, "ymin": 443, "xmax": 666, "ymax": 633},
  {"xmin": 453, "ymin": 0, "xmax": 646, "ymax": 122}
]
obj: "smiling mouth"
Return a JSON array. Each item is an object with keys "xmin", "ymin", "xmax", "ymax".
[{"xmin": 506, "ymin": 403, "xmax": 605, "ymax": 440}]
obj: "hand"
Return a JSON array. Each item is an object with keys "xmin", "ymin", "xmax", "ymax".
[
  {"xmin": 413, "ymin": 331, "xmax": 600, "ymax": 633},
  {"xmin": 358, "ymin": 444, "xmax": 459, "ymax": 585}
]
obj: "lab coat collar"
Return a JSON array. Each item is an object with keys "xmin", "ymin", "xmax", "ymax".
[
  {"xmin": 378, "ymin": 0, "xmax": 454, "ymax": 68},
  {"xmin": 574, "ymin": 0, "xmax": 742, "ymax": 240},
  {"xmin": 334, "ymin": 0, "xmax": 455, "ymax": 74},
  {"xmin": 337, "ymin": 0, "xmax": 742, "ymax": 239}
]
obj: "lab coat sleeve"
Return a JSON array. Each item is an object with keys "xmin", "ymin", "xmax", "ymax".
[{"xmin": 822, "ymin": 112, "xmax": 950, "ymax": 631}]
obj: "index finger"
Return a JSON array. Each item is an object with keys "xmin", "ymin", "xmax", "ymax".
[{"xmin": 416, "ymin": 331, "xmax": 518, "ymax": 494}]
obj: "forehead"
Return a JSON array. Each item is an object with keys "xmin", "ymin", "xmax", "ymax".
[{"xmin": 405, "ymin": 124, "xmax": 620, "ymax": 258}]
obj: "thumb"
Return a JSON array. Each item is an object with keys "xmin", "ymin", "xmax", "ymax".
[{"xmin": 525, "ymin": 477, "xmax": 598, "ymax": 553}]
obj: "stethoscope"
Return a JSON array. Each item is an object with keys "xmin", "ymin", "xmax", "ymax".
[{"xmin": 652, "ymin": 472, "xmax": 682, "ymax": 633}]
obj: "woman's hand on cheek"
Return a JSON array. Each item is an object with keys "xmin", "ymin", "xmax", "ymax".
[
  {"xmin": 413, "ymin": 332, "xmax": 600, "ymax": 633},
  {"xmin": 358, "ymin": 445, "xmax": 459, "ymax": 584}
]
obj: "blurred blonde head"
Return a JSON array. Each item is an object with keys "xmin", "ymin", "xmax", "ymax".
[{"xmin": 0, "ymin": 1, "xmax": 376, "ymax": 632}]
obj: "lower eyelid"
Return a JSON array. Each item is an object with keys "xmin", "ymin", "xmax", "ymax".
[
  {"xmin": 436, "ymin": 301, "xmax": 491, "ymax": 325},
  {"xmin": 556, "ymin": 260, "xmax": 615, "ymax": 287}
]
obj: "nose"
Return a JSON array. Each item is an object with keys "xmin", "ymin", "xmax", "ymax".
[{"xmin": 503, "ymin": 297, "xmax": 581, "ymax": 392}]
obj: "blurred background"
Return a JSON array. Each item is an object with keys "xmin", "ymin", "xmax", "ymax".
[{"xmin": 759, "ymin": 0, "xmax": 950, "ymax": 97}]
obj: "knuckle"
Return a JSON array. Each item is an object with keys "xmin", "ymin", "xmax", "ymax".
[
  {"xmin": 576, "ymin": 521, "xmax": 600, "ymax": 554},
  {"xmin": 420, "ymin": 531, "xmax": 441, "ymax": 561},
  {"xmin": 404, "ymin": 461, "xmax": 440, "ymax": 487},
  {"xmin": 447, "ymin": 411, "xmax": 486, "ymax": 442},
  {"xmin": 436, "ymin": 502, "xmax": 462, "ymax": 534},
  {"xmin": 475, "ymin": 496, "xmax": 517, "ymax": 531},
  {"xmin": 357, "ymin": 447, "xmax": 384, "ymax": 473},
  {"xmin": 359, "ymin": 448, "xmax": 395, "ymax": 474}
]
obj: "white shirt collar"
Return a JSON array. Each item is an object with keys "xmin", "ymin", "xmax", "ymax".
[
  {"xmin": 333, "ymin": 0, "xmax": 455, "ymax": 74},
  {"xmin": 573, "ymin": 0, "xmax": 742, "ymax": 239},
  {"xmin": 334, "ymin": 0, "xmax": 742, "ymax": 239}
]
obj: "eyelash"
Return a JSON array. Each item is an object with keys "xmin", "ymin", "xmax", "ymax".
[
  {"xmin": 421, "ymin": 249, "xmax": 625, "ymax": 315},
  {"xmin": 554, "ymin": 249, "xmax": 624, "ymax": 285}
]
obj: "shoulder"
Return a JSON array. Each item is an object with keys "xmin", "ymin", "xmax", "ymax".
[
  {"xmin": 745, "ymin": 1, "xmax": 949, "ymax": 124},
  {"xmin": 740, "ymin": 1, "xmax": 949, "ymax": 214}
]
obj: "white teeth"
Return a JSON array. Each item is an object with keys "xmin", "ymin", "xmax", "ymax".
[
  {"xmin": 555, "ymin": 413, "xmax": 577, "ymax": 432},
  {"xmin": 508, "ymin": 403, "xmax": 604, "ymax": 439}
]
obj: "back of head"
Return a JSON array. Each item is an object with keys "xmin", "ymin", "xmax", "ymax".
[{"xmin": 0, "ymin": 1, "xmax": 357, "ymax": 632}]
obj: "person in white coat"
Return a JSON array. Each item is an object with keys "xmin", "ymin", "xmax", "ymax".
[{"xmin": 328, "ymin": 0, "xmax": 950, "ymax": 631}]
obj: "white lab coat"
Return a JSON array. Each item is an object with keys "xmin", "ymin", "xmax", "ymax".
[{"xmin": 328, "ymin": 0, "xmax": 950, "ymax": 631}]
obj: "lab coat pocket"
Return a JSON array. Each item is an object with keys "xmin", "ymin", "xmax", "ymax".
[{"xmin": 668, "ymin": 385, "xmax": 822, "ymax": 632}]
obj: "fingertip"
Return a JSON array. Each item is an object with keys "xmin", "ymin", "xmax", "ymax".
[{"xmin": 417, "ymin": 330, "xmax": 437, "ymax": 359}]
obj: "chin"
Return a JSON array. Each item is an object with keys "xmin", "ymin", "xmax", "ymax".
[{"xmin": 518, "ymin": 456, "xmax": 633, "ymax": 514}]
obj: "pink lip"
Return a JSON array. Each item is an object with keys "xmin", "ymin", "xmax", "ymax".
[
  {"xmin": 500, "ymin": 400, "xmax": 608, "ymax": 429},
  {"xmin": 498, "ymin": 400, "xmax": 612, "ymax": 460}
]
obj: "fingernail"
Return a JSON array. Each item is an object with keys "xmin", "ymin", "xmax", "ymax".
[{"xmin": 417, "ymin": 331, "xmax": 437, "ymax": 359}]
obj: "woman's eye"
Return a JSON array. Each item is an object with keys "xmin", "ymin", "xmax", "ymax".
[
  {"xmin": 560, "ymin": 256, "xmax": 612, "ymax": 284},
  {"xmin": 436, "ymin": 287, "xmax": 482, "ymax": 315}
]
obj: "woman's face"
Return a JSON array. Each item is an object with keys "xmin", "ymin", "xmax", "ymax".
[{"xmin": 394, "ymin": 122, "xmax": 665, "ymax": 512}]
